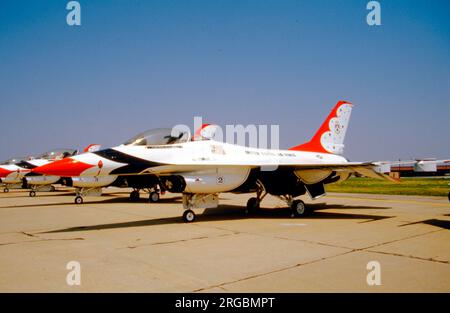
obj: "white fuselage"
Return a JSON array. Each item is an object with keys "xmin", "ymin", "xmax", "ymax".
[
  {"xmin": 42, "ymin": 140, "xmax": 348, "ymax": 193},
  {"xmin": 75, "ymin": 140, "xmax": 347, "ymax": 177}
]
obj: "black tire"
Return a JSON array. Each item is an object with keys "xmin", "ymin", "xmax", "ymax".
[
  {"xmin": 50, "ymin": 185, "xmax": 56, "ymax": 192},
  {"xmin": 245, "ymin": 197, "xmax": 260, "ymax": 214},
  {"xmin": 448, "ymin": 191, "xmax": 450, "ymax": 202},
  {"xmin": 291, "ymin": 199, "xmax": 308, "ymax": 217},
  {"xmin": 29, "ymin": 190, "xmax": 36, "ymax": 197},
  {"xmin": 4, "ymin": 187, "xmax": 9, "ymax": 193},
  {"xmin": 182, "ymin": 209, "xmax": 196, "ymax": 223},
  {"xmin": 149, "ymin": 192, "xmax": 160, "ymax": 203},
  {"xmin": 129, "ymin": 190, "xmax": 140, "ymax": 201},
  {"xmin": 74, "ymin": 196, "xmax": 83, "ymax": 204}
]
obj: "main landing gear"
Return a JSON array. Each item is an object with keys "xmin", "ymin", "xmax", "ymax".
[
  {"xmin": 129, "ymin": 187, "xmax": 161, "ymax": 203},
  {"xmin": 245, "ymin": 180, "xmax": 267, "ymax": 215},
  {"xmin": 245, "ymin": 180, "xmax": 310, "ymax": 218},
  {"xmin": 290, "ymin": 199, "xmax": 308, "ymax": 217},
  {"xmin": 129, "ymin": 190, "xmax": 140, "ymax": 201},
  {"xmin": 276, "ymin": 195, "xmax": 309, "ymax": 217},
  {"xmin": 149, "ymin": 191, "xmax": 160, "ymax": 203}
]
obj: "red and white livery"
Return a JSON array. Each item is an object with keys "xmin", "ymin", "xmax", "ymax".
[{"xmin": 34, "ymin": 101, "xmax": 397, "ymax": 221}]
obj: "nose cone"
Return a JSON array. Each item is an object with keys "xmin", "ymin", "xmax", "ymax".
[
  {"xmin": 32, "ymin": 157, "xmax": 95, "ymax": 177},
  {"xmin": 0, "ymin": 166, "xmax": 14, "ymax": 178}
]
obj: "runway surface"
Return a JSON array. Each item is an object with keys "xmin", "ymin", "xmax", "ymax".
[{"xmin": 0, "ymin": 187, "xmax": 449, "ymax": 292}]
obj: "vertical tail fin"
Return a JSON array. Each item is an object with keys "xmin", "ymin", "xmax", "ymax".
[
  {"xmin": 289, "ymin": 100, "xmax": 353, "ymax": 155},
  {"xmin": 83, "ymin": 144, "xmax": 102, "ymax": 153}
]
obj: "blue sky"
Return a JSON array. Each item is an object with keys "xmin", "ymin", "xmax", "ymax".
[{"xmin": 0, "ymin": 0, "xmax": 449, "ymax": 161}]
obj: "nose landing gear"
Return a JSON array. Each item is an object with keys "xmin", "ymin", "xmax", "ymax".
[
  {"xmin": 73, "ymin": 187, "xmax": 102, "ymax": 204},
  {"xmin": 182, "ymin": 209, "xmax": 196, "ymax": 222},
  {"xmin": 74, "ymin": 196, "xmax": 83, "ymax": 204}
]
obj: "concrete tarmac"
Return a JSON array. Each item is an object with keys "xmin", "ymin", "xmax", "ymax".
[{"xmin": 0, "ymin": 187, "xmax": 449, "ymax": 292}]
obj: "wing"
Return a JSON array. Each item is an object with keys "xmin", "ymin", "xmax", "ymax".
[
  {"xmin": 280, "ymin": 162, "xmax": 399, "ymax": 183},
  {"xmin": 142, "ymin": 161, "xmax": 398, "ymax": 182}
]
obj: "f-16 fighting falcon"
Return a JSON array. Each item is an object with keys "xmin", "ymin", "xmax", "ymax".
[
  {"xmin": 24, "ymin": 148, "xmax": 78, "ymax": 196},
  {"xmin": 0, "ymin": 156, "xmax": 32, "ymax": 192},
  {"xmin": 0, "ymin": 149, "xmax": 79, "ymax": 195},
  {"xmin": 33, "ymin": 101, "xmax": 397, "ymax": 222}
]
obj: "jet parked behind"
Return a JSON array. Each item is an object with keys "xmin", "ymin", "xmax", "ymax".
[
  {"xmin": 0, "ymin": 157, "xmax": 32, "ymax": 192},
  {"xmin": 25, "ymin": 148, "xmax": 78, "ymax": 196}
]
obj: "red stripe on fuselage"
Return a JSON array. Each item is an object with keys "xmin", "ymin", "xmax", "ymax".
[
  {"xmin": 0, "ymin": 167, "xmax": 14, "ymax": 178},
  {"xmin": 32, "ymin": 158, "xmax": 95, "ymax": 177}
]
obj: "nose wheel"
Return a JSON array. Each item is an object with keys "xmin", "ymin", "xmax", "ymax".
[
  {"xmin": 29, "ymin": 190, "xmax": 36, "ymax": 197},
  {"xmin": 182, "ymin": 209, "xmax": 196, "ymax": 223},
  {"xmin": 74, "ymin": 196, "xmax": 83, "ymax": 204},
  {"xmin": 3, "ymin": 187, "xmax": 9, "ymax": 193}
]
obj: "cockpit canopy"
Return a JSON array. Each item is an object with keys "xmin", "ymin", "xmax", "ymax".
[
  {"xmin": 123, "ymin": 128, "xmax": 191, "ymax": 146},
  {"xmin": 1, "ymin": 157, "xmax": 28, "ymax": 165},
  {"xmin": 37, "ymin": 149, "xmax": 77, "ymax": 160}
]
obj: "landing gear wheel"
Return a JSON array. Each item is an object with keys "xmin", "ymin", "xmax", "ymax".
[
  {"xmin": 4, "ymin": 187, "xmax": 9, "ymax": 193},
  {"xmin": 183, "ymin": 209, "xmax": 196, "ymax": 223},
  {"xmin": 245, "ymin": 197, "xmax": 260, "ymax": 214},
  {"xmin": 129, "ymin": 190, "xmax": 140, "ymax": 201},
  {"xmin": 74, "ymin": 196, "xmax": 83, "ymax": 204},
  {"xmin": 50, "ymin": 185, "xmax": 56, "ymax": 192},
  {"xmin": 290, "ymin": 199, "xmax": 307, "ymax": 217},
  {"xmin": 149, "ymin": 191, "xmax": 160, "ymax": 203},
  {"xmin": 29, "ymin": 190, "xmax": 36, "ymax": 197}
]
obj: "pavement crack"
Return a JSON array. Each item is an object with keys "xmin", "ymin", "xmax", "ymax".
[
  {"xmin": 0, "ymin": 231, "xmax": 85, "ymax": 247},
  {"xmin": 365, "ymin": 250, "xmax": 449, "ymax": 264},
  {"xmin": 119, "ymin": 232, "xmax": 237, "ymax": 250},
  {"xmin": 359, "ymin": 229, "xmax": 444, "ymax": 251},
  {"xmin": 192, "ymin": 250, "xmax": 354, "ymax": 292}
]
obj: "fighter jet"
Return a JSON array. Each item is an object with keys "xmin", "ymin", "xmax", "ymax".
[
  {"xmin": 30, "ymin": 143, "xmax": 164, "ymax": 202},
  {"xmin": 24, "ymin": 148, "xmax": 78, "ymax": 196},
  {"xmin": 0, "ymin": 156, "xmax": 32, "ymax": 192},
  {"xmin": 33, "ymin": 101, "xmax": 397, "ymax": 222}
]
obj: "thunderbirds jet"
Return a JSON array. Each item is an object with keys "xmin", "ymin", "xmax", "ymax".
[
  {"xmin": 1, "ymin": 147, "xmax": 100, "ymax": 196},
  {"xmin": 0, "ymin": 149, "xmax": 78, "ymax": 194},
  {"xmin": 33, "ymin": 101, "xmax": 396, "ymax": 222},
  {"xmin": 0, "ymin": 156, "xmax": 32, "ymax": 192},
  {"xmin": 24, "ymin": 148, "xmax": 79, "ymax": 196},
  {"xmin": 31, "ymin": 143, "xmax": 164, "ymax": 202}
]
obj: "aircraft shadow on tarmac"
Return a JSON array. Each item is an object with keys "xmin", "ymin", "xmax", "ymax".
[
  {"xmin": 0, "ymin": 195, "xmax": 184, "ymax": 209},
  {"xmin": 400, "ymin": 219, "xmax": 450, "ymax": 230},
  {"xmin": 0, "ymin": 192, "xmax": 74, "ymax": 199},
  {"xmin": 41, "ymin": 204, "xmax": 394, "ymax": 234}
]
